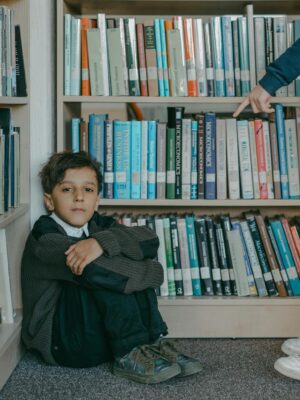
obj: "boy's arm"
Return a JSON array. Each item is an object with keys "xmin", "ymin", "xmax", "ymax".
[{"xmin": 90, "ymin": 213, "xmax": 160, "ymax": 261}]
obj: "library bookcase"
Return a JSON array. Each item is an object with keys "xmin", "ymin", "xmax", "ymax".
[
  {"xmin": 57, "ymin": 0, "xmax": 300, "ymax": 339},
  {"xmin": 0, "ymin": 0, "xmax": 30, "ymax": 389}
]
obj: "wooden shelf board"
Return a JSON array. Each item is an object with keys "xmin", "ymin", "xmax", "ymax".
[
  {"xmin": 99, "ymin": 199, "xmax": 300, "ymax": 207},
  {"xmin": 158, "ymin": 296, "xmax": 300, "ymax": 306},
  {"xmin": 0, "ymin": 204, "xmax": 30, "ymax": 229},
  {"xmin": 0, "ymin": 97, "xmax": 28, "ymax": 105}
]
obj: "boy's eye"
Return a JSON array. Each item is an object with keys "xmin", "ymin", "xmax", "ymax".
[
  {"xmin": 85, "ymin": 187, "xmax": 94, "ymax": 192},
  {"xmin": 62, "ymin": 187, "xmax": 72, "ymax": 192}
]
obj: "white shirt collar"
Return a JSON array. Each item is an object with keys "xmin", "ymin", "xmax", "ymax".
[{"xmin": 50, "ymin": 212, "xmax": 89, "ymax": 238}]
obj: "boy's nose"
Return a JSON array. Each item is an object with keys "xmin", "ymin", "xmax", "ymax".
[{"xmin": 75, "ymin": 190, "xmax": 84, "ymax": 201}]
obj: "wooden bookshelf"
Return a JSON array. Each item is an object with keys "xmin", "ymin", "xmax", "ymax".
[
  {"xmin": 0, "ymin": 0, "xmax": 30, "ymax": 390},
  {"xmin": 57, "ymin": 0, "xmax": 300, "ymax": 341}
]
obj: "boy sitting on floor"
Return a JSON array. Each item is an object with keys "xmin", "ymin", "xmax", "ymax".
[{"xmin": 21, "ymin": 151, "xmax": 202, "ymax": 384}]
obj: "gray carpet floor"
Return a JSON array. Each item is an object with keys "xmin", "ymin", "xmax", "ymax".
[{"xmin": 1, "ymin": 339, "xmax": 300, "ymax": 400}]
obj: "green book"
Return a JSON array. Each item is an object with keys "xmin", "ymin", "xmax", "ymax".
[{"xmin": 163, "ymin": 217, "xmax": 176, "ymax": 296}]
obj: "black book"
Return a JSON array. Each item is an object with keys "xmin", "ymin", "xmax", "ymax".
[
  {"xmin": 220, "ymin": 215, "xmax": 238, "ymax": 296},
  {"xmin": 214, "ymin": 220, "xmax": 232, "ymax": 295},
  {"xmin": 15, "ymin": 25, "xmax": 27, "ymax": 97},
  {"xmin": 0, "ymin": 108, "xmax": 11, "ymax": 212},
  {"xmin": 167, "ymin": 107, "xmax": 184, "ymax": 199},
  {"xmin": 194, "ymin": 217, "xmax": 214, "ymax": 295},
  {"xmin": 205, "ymin": 217, "xmax": 223, "ymax": 295},
  {"xmin": 245, "ymin": 213, "xmax": 278, "ymax": 296},
  {"xmin": 169, "ymin": 215, "xmax": 184, "ymax": 296}
]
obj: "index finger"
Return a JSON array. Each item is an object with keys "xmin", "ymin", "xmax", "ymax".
[{"xmin": 233, "ymin": 97, "xmax": 250, "ymax": 118}]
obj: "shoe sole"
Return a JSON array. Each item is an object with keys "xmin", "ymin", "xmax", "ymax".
[
  {"xmin": 178, "ymin": 362, "xmax": 203, "ymax": 377},
  {"xmin": 281, "ymin": 343, "xmax": 300, "ymax": 357},
  {"xmin": 113, "ymin": 363, "xmax": 181, "ymax": 384},
  {"xmin": 274, "ymin": 361, "xmax": 300, "ymax": 381}
]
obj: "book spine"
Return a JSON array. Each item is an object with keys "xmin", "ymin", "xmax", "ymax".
[
  {"xmin": 181, "ymin": 119, "xmax": 192, "ymax": 199},
  {"xmin": 232, "ymin": 19, "xmax": 241, "ymax": 96},
  {"xmin": 183, "ymin": 18, "xmax": 197, "ymax": 96},
  {"xmin": 79, "ymin": 118, "xmax": 88, "ymax": 152},
  {"xmin": 191, "ymin": 120, "xmax": 198, "ymax": 200},
  {"xmin": 140, "ymin": 121, "xmax": 148, "ymax": 199},
  {"xmin": 156, "ymin": 122, "xmax": 167, "ymax": 199},
  {"xmin": 71, "ymin": 118, "xmax": 80, "ymax": 152},
  {"xmin": 265, "ymin": 17, "xmax": 274, "ymax": 66},
  {"xmin": 214, "ymin": 221, "xmax": 232, "ymax": 295},
  {"xmin": 166, "ymin": 28, "xmax": 186, "ymax": 97},
  {"xmin": 226, "ymin": 118, "xmax": 240, "ymax": 199},
  {"xmin": 175, "ymin": 107, "xmax": 184, "ymax": 199},
  {"xmin": 220, "ymin": 215, "xmax": 237, "ymax": 295},
  {"xmin": 173, "ymin": 16, "xmax": 188, "ymax": 96},
  {"xmin": 154, "ymin": 218, "xmax": 169, "ymax": 296},
  {"xmin": 193, "ymin": 18, "xmax": 207, "ymax": 96},
  {"xmin": 154, "ymin": 18, "xmax": 165, "ymax": 96},
  {"xmin": 280, "ymin": 216, "xmax": 300, "ymax": 277},
  {"xmin": 245, "ymin": 4, "xmax": 256, "ymax": 90},
  {"xmin": 238, "ymin": 17, "xmax": 250, "ymax": 96},
  {"xmin": 237, "ymin": 119, "xmax": 254, "ymax": 199},
  {"xmin": 206, "ymin": 217, "xmax": 223, "ymax": 295},
  {"xmin": 97, "ymin": 14, "xmax": 110, "ymax": 96},
  {"xmin": 104, "ymin": 120, "xmax": 113, "ymax": 199},
  {"xmin": 14, "ymin": 25, "xmax": 27, "ymax": 97},
  {"xmin": 81, "ymin": 17, "xmax": 91, "ymax": 96},
  {"xmin": 268, "ymin": 113, "xmax": 281, "ymax": 199},
  {"xmin": 275, "ymin": 104, "xmax": 289, "ymax": 199},
  {"xmin": 177, "ymin": 218, "xmax": 193, "ymax": 296},
  {"xmin": 248, "ymin": 120, "xmax": 260, "ymax": 199},
  {"xmin": 124, "ymin": 17, "xmax": 140, "ymax": 96},
  {"xmin": 285, "ymin": 119, "xmax": 300, "ymax": 198},
  {"xmin": 147, "ymin": 120, "xmax": 157, "ymax": 199},
  {"xmin": 210, "ymin": 16, "xmax": 225, "ymax": 96},
  {"xmin": 136, "ymin": 23, "xmax": 148, "ymax": 96},
  {"xmin": 118, "ymin": 18, "xmax": 129, "ymax": 95},
  {"xmin": 131, "ymin": 120, "xmax": 142, "ymax": 199},
  {"xmin": 221, "ymin": 16, "xmax": 235, "ymax": 96},
  {"xmin": 70, "ymin": 17, "xmax": 81, "ymax": 95},
  {"xmin": 159, "ymin": 19, "xmax": 170, "ymax": 96},
  {"xmin": 170, "ymin": 215, "xmax": 184, "ymax": 296},
  {"xmin": 254, "ymin": 17, "xmax": 266, "ymax": 83},
  {"xmin": 185, "ymin": 215, "xmax": 202, "ymax": 296},
  {"xmin": 87, "ymin": 29, "xmax": 103, "ymax": 95},
  {"xmin": 287, "ymin": 22, "xmax": 295, "ymax": 97},
  {"xmin": 262, "ymin": 120, "xmax": 275, "ymax": 199},
  {"xmin": 204, "ymin": 22, "xmax": 215, "ymax": 96},
  {"xmin": 254, "ymin": 119, "xmax": 268, "ymax": 199},
  {"xmin": 195, "ymin": 114, "xmax": 205, "ymax": 199},
  {"xmin": 163, "ymin": 217, "xmax": 176, "ymax": 296},
  {"xmin": 107, "ymin": 28, "xmax": 127, "ymax": 96},
  {"xmin": 204, "ymin": 112, "xmax": 216, "ymax": 199},
  {"xmin": 113, "ymin": 121, "xmax": 131, "ymax": 199},
  {"xmin": 273, "ymin": 17, "xmax": 288, "ymax": 96},
  {"xmin": 166, "ymin": 125, "xmax": 176, "ymax": 199},
  {"xmin": 144, "ymin": 19, "xmax": 159, "ymax": 97}
]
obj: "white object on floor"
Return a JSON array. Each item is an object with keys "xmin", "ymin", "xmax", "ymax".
[
  {"xmin": 281, "ymin": 337, "xmax": 300, "ymax": 356},
  {"xmin": 274, "ymin": 355, "xmax": 300, "ymax": 381}
]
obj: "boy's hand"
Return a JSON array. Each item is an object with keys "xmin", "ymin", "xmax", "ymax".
[
  {"xmin": 233, "ymin": 84, "xmax": 274, "ymax": 117},
  {"xmin": 65, "ymin": 238, "xmax": 103, "ymax": 275}
]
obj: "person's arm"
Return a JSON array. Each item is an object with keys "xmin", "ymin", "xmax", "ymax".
[
  {"xmin": 89, "ymin": 213, "xmax": 160, "ymax": 261},
  {"xmin": 234, "ymin": 38, "xmax": 300, "ymax": 117}
]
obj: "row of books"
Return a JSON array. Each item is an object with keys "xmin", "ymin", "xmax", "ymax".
[
  {"xmin": 64, "ymin": 6, "xmax": 300, "ymax": 97},
  {"xmin": 111, "ymin": 211, "xmax": 300, "ymax": 297},
  {"xmin": 0, "ymin": 108, "xmax": 21, "ymax": 214},
  {"xmin": 0, "ymin": 6, "xmax": 27, "ymax": 97},
  {"xmin": 70, "ymin": 105, "xmax": 300, "ymax": 200}
]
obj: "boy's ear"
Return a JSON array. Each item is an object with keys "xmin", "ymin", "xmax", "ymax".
[
  {"xmin": 44, "ymin": 193, "xmax": 54, "ymax": 212},
  {"xmin": 94, "ymin": 196, "xmax": 100, "ymax": 210}
]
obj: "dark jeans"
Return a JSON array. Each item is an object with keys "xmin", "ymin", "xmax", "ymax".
[{"xmin": 52, "ymin": 282, "xmax": 168, "ymax": 368}]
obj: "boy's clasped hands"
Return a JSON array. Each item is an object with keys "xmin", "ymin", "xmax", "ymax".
[{"xmin": 65, "ymin": 238, "xmax": 103, "ymax": 275}]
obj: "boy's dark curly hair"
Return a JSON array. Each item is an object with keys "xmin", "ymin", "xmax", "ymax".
[{"xmin": 39, "ymin": 151, "xmax": 102, "ymax": 194}]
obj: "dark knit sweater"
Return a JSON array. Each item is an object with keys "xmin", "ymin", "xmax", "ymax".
[
  {"xmin": 21, "ymin": 212, "xmax": 163, "ymax": 365},
  {"xmin": 259, "ymin": 38, "xmax": 300, "ymax": 95}
]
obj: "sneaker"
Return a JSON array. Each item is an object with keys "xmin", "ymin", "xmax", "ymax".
[
  {"xmin": 281, "ymin": 338, "xmax": 300, "ymax": 356},
  {"xmin": 274, "ymin": 355, "xmax": 300, "ymax": 381},
  {"xmin": 112, "ymin": 344, "xmax": 181, "ymax": 384},
  {"xmin": 151, "ymin": 339, "xmax": 202, "ymax": 377}
]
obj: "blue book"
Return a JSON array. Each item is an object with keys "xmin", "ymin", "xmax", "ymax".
[
  {"xmin": 131, "ymin": 120, "xmax": 142, "ymax": 199},
  {"xmin": 147, "ymin": 121, "xmax": 157, "ymax": 199},
  {"xmin": 113, "ymin": 121, "xmax": 131, "ymax": 199},
  {"xmin": 238, "ymin": 17, "xmax": 251, "ymax": 96},
  {"xmin": 104, "ymin": 120, "xmax": 114, "ymax": 199},
  {"xmin": 275, "ymin": 104, "xmax": 289, "ymax": 199},
  {"xmin": 191, "ymin": 120, "xmax": 198, "ymax": 199},
  {"xmin": 270, "ymin": 218, "xmax": 300, "ymax": 295},
  {"xmin": 154, "ymin": 19, "xmax": 165, "ymax": 96},
  {"xmin": 159, "ymin": 19, "xmax": 170, "ymax": 96},
  {"xmin": 185, "ymin": 215, "xmax": 202, "ymax": 296},
  {"xmin": 71, "ymin": 118, "xmax": 80, "ymax": 152},
  {"xmin": 204, "ymin": 112, "xmax": 216, "ymax": 199},
  {"xmin": 210, "ymin": 17, "xmax": 225, "ymax": 96},
  {"xmin": 221, "ymin": 16, "xmax": 235, "ymax": 96}
]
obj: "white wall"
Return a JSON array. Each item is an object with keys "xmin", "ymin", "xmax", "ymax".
[{"xmin": 29, "ymin": 0, "xmax": 56, "ymax": 224}]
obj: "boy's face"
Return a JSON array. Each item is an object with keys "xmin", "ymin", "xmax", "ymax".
[{"xmin": 43, "ymin": 167, "xmax": 100, "ymax": 227}]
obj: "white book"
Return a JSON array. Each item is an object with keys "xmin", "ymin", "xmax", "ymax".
[
  {"xmin": 140, "ymin": 121, "xmax": 148, "ymax": 199},
  {"xmin": 177, "ymin": 218, "xmax": 193, "ymax": 296},
  {"xmin": 181, "ymin": 119, "xmax": 192, "ymax": 199},
  {"xmin": 154, "ymin": 218, "xmax": 169, "ymax": 296},
  {"xmin": 237, "ymin": 120, "xmax": 254, "ymax": 199},
  {"xmin": 226, "ymin": 118, "xmax": 240, "ymax": 199},
  {"xmin": 87, "ymin": 29, "xmax": 104, "ymax": 95},
  {"xmin": 122, "ymin": 215, "xmax": 132, "ymax": 227},
  {"xmin": 0, "ymin": 229, "xmax": 14, "ymax": 323},
  {"xmin": 193, "ymin": 18, "xmax": 207, "ymax": 96},
  {"xmin": 107, "ymin": 28, "xmax": 127, "ymax": 96},
  {"xmin": 285, "ymin": 119, "xmax": 300, "ymax": 198},
  {"xmin": 240, "ymin": 221, "xmax": 268, "ymax": 297},
  {"xmin": 211, "ymin": 16, "xmax": 225, "ymax": 96},
  {"xmin": 97, "ymin": 13, "xmax": 110, "ymax": 96},
  {"xmin": 254, "ymin": 17, "xmax": 266, "ymax": 82},
  {"xmin": 273, "ymin": 16, "xmax": 288, "ymax": 96},
  {"xmin": 118, "ymin": 18, "xmax": 129, "ymax": 96},
  {"xmin": 262, "ymin": 121, "xmax": 275, "ymax": 199},
  {"xmin": 246, "ymin": 4, "xmax": 256, "ymax": 89},
  {"xmin": 173, "ymin": 17, "xmax": 188, "ymax": 96},
  {"xmin": 70, "ymin": 16, "xmax": 81, "ymax": 96},
  {"xmin": 167, "ymin": 29, "xmax": 186, "ymax": 97},
  {"xmin": 248, "ymin": 120, "xmax": 260, "ymax": 199},
  {"xmin": 227, "ymin": 230, "xmax": 250, "ymax": 296},
  {"xmin": 221, "ymin": 16, "xmax": 235, "ymax": 96},
  {"xmin": 216, "ymin": 118, "xmax": 227, "ymax": 199},
  {"xmin": 287, "ymin": 22, "xmax": 295, "ymax": 97}
]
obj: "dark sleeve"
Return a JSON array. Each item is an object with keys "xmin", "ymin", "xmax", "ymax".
[
  {"xmin": 259, "ymin": 38, "xmax": 300, "ymax": 95},
  {"xmin": 90, "ymin": 214, "xmax": 160, "ymax": 260}
]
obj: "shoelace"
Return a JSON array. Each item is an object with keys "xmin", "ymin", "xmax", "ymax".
[{"xmin": 128, "ymin": 344, "xmax": 163, "ymax": 372}]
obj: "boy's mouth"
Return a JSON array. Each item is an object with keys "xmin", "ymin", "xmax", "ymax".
[{"xmin": 72, "ymin": 208, "xmax": 85, "ymax": 212}]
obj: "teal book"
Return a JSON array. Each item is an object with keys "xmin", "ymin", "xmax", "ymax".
[
  {"xmin": 147, "ymin": 121, "xmax": 157, "ymax": 199},
  {"xmin": 185, "ymin": 215, "xmax": 202, "ymax": 296},
  {"xmin": 131, "ymin": 120, "xmax": 141, "ymax": 199},
  {"xmin": 275, "ymin": 104, "xmax": 289, "ymax": 199},
  {"xmin": 163, "ymin": 217, "xmax": 176, "ymax": 296},
  {"xmin": 113, "ymin": 121, "xmax": 131, "ymax": 199}
]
